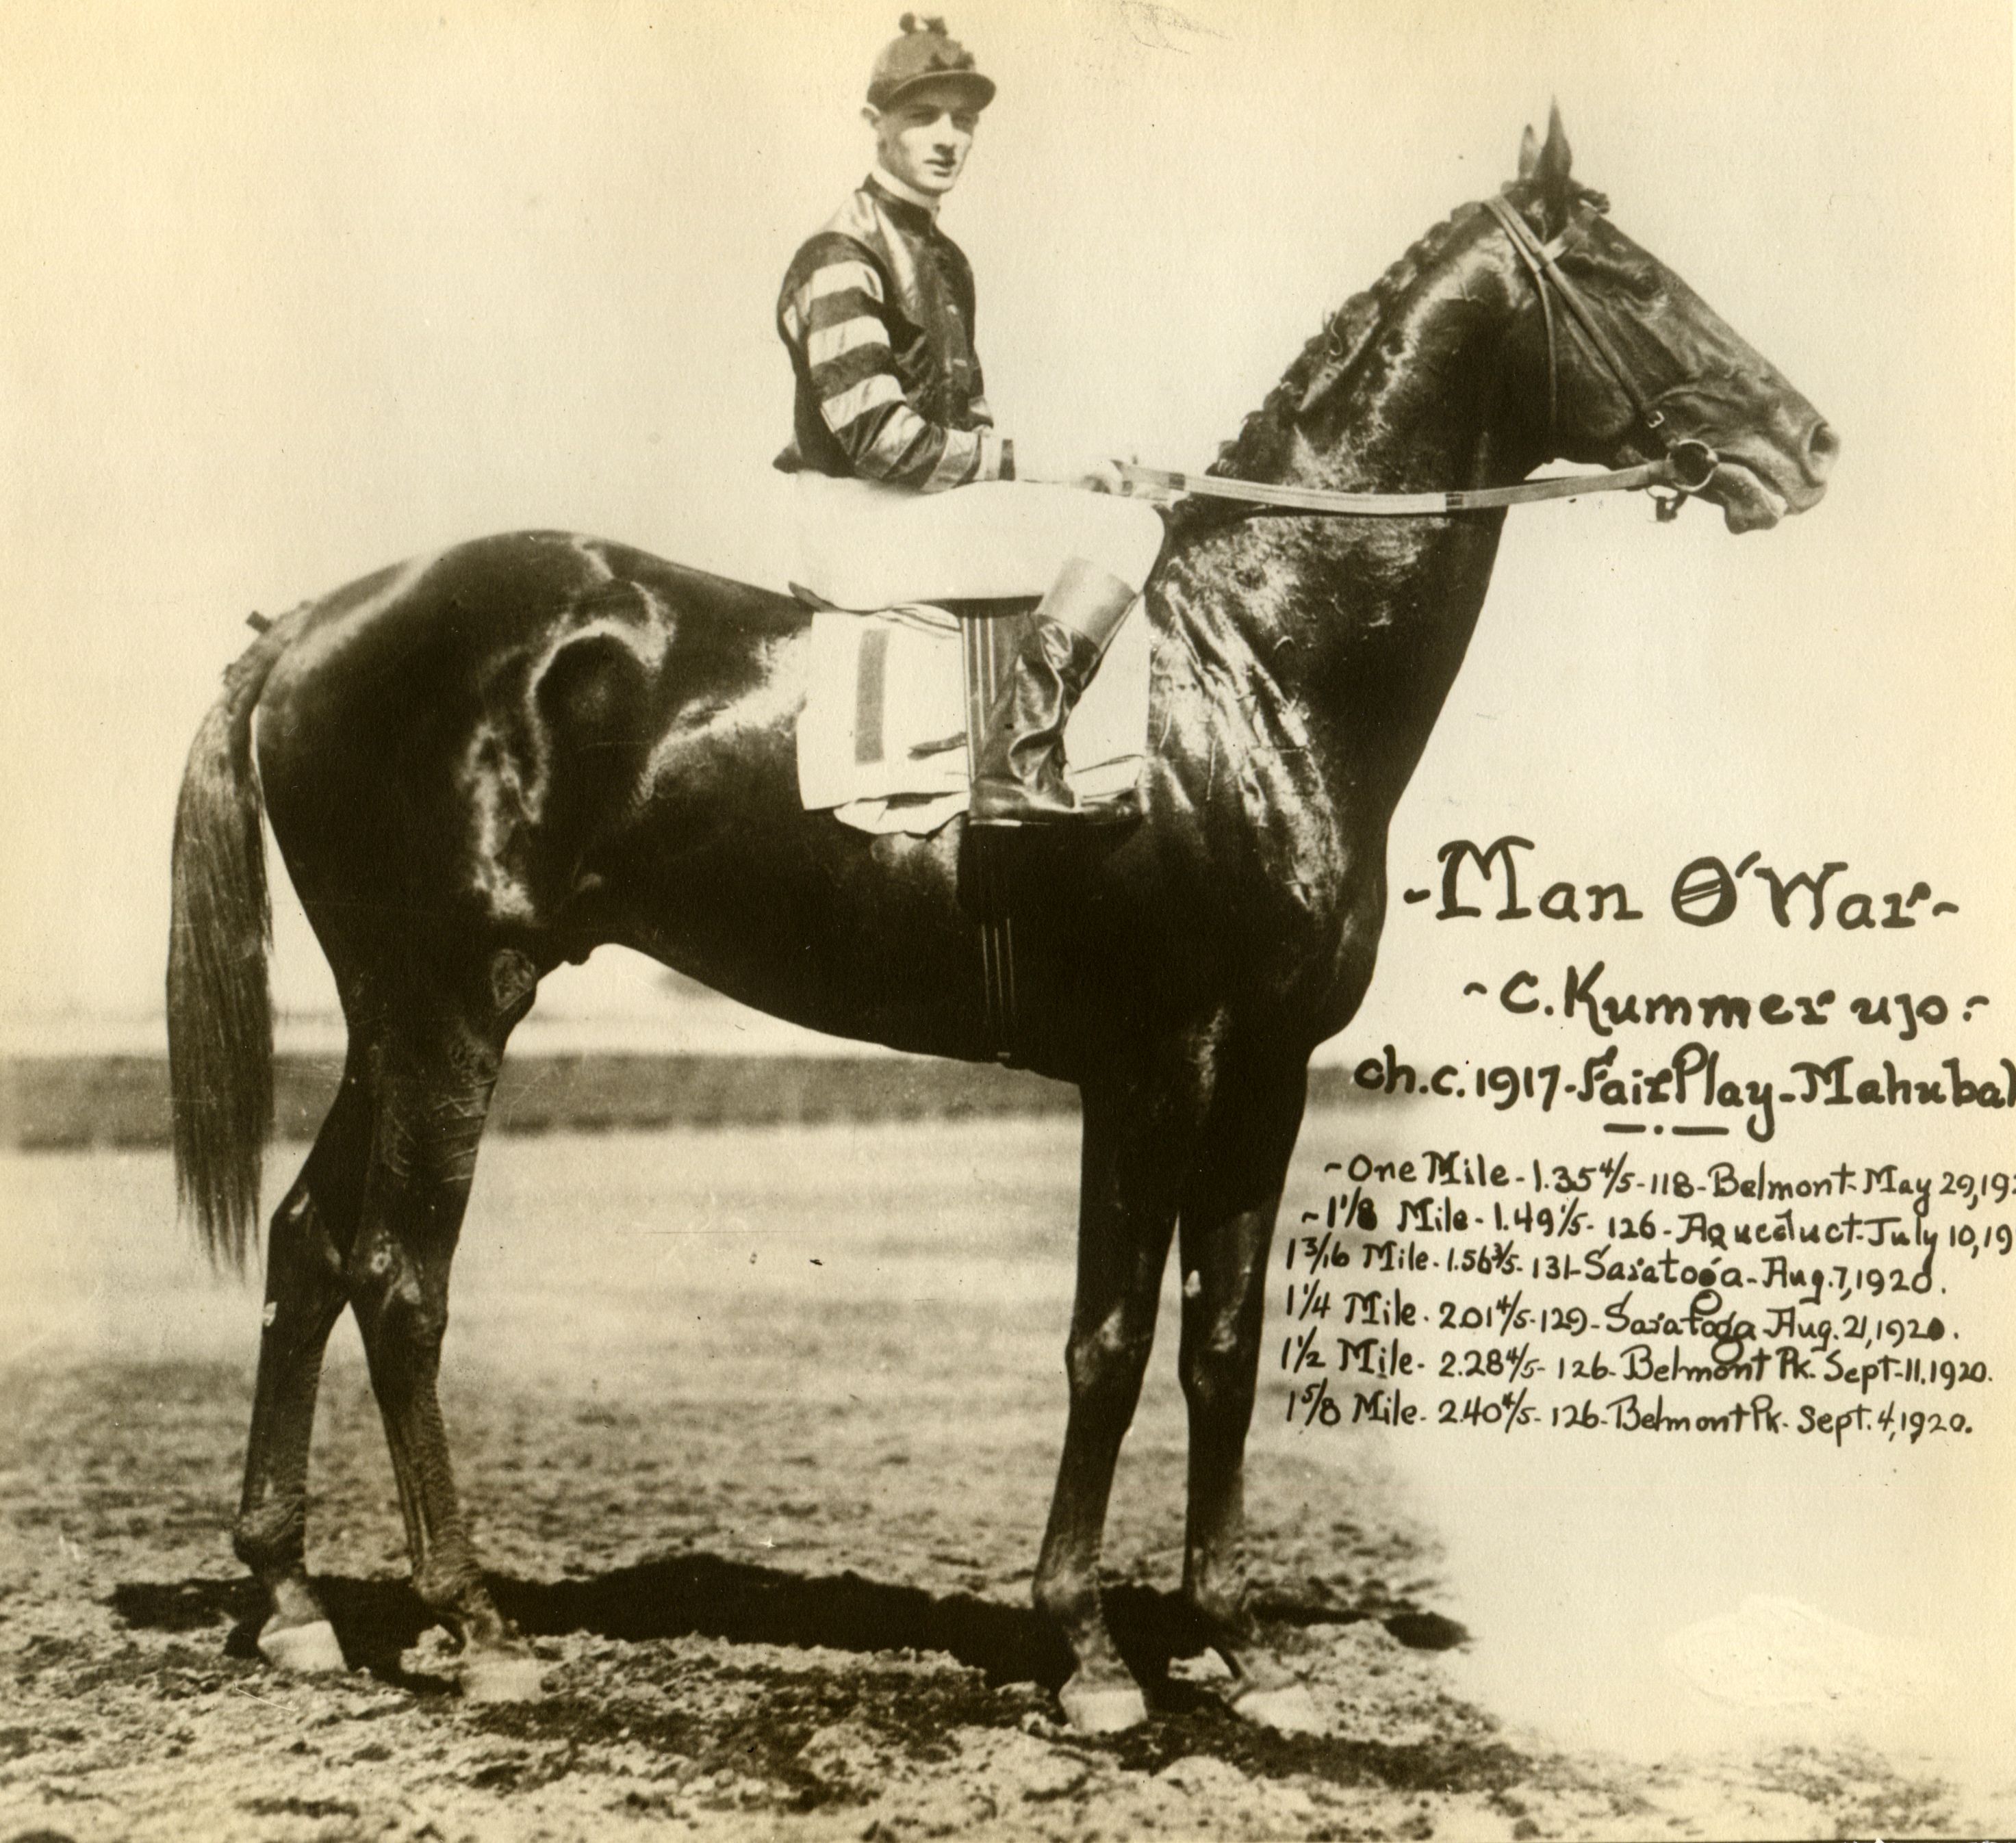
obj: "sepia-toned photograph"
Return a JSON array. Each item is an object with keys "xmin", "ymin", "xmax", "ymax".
[{"xmin": 3, "ymin": 2, "xmax": 2011, "ymax": 1838}]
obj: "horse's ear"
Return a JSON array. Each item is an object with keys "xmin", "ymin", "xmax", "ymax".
[
  {"xmin": 1517, "ymin": 124, "xmax": 1540, "ymax": 179},
  {"xmin": 1534, "ymin": 101, "xmax": 1574, "ymax": 231}
]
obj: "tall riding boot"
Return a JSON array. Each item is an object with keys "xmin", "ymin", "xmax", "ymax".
[{"xmin": 969, "ymin": 558, "xmax": 1139, "ymax": 827}]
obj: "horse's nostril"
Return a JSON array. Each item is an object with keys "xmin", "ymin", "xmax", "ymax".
[{"xmin": 1804, "ymin": 420, "xmax": 1841, "ymax": 480}]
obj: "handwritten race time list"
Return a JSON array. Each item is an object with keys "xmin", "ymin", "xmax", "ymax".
[
  {"xmin": 1273, "ymin": 836, "xmax": 2014, "ymax": 1450},
  {"xmin": 1272, "ymin": 1147, "xmax": 2012, "ymax": 1445}
]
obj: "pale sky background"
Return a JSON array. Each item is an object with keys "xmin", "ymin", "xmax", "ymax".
[
  {"xmin": 3, "ymin": 0, "xmax": 2013, "ymax": 1791},
  {"xmin": 1, "ymin": 0, "xmax": 2010, "ymax": 1035}
]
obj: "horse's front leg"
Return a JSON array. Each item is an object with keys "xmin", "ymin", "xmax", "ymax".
[
  {"xmin": 1034, "ymin": 1044, "xmax": 1213, "ymax": 1734},
  {"xmin": 1176, "ymin": 1051, "xmax": 1325, "ymax": 1733}
]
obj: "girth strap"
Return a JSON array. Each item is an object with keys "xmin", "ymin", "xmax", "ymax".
[{"xmin": 960, "ymin": 610, "xmax": 1020, "ymax": 1064}]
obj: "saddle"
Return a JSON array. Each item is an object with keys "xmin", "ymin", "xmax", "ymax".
[{"xmin": 792, "ymin": 590, "xmax": 1151, "ymax": 837}]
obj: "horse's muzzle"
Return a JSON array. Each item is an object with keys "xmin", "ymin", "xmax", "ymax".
[{"xmin": 1703, "ymin": 404, "xmax": 1837, "ymax": 530}]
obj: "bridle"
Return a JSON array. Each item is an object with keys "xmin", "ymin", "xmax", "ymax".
[
  {"xmin": 1119, "ymin": 192, "xmax": 1722, "ymax": 522},
  {"xmin": 1481, "ymin": 193, "xmax": 1718, "ymax": 519}
]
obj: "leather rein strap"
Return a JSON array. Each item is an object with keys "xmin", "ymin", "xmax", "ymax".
[
  {"xmin": 1119, "ymin": 195, "xmax": 1720, "ymax": 521},
  {"xmin": 1117, "ymin": 456, "xmax": 1689, "ymax": 517}
]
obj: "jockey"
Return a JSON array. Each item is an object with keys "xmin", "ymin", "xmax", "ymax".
[{"xmin": 776, "ymin": 14, "xmax": 1165, "ymax": 827}]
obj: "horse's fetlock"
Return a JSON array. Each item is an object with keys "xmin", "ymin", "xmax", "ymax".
[
  {"xmin": 1183, "ymin": 1571, "xmax": 1248, "ymax": 1636},
  {"xmin": 411, "ymin": 1553, "xmax": 487, "ymax": 1619},
  {"xmin": 1032, "ymin": 1568, "xmax": 1097, "ymax": 1631},
  {"xmin": 234, "ymin": 1501, "xmax": 306, "ymax": 1575}
]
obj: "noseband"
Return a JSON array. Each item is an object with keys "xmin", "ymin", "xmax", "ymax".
[{"xmin": 1119, "ymin": 194, "xmax": 1720, "ymax": 521}]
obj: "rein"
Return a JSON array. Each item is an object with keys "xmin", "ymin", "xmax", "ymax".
[
  {"xmin": 1119, "ymin": 194, "xmax": 1720, "ymax": 524},
  {"xmin": 1117, "ymin": 453, "xmax": 1708, "ymax": 517}
]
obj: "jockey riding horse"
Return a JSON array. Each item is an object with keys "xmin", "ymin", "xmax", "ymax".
[{"xmin": 776, "ymin": 14, "xmax": 1166, "ymax": 827}]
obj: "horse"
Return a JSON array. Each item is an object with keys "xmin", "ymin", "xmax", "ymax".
[{"xmin": 166, "ymin": 114, "xmax": 1834, "ymax": 1735}]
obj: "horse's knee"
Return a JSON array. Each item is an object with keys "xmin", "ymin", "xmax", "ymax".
[{"xmin": 1065, "ymin": 1309, "xmax": 1156, "ymax": 1404}]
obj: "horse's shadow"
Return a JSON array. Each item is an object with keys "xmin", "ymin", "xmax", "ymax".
[{"xmin": 112, "ymin": 1553, "xmax": 1463, "ymax": 1697}]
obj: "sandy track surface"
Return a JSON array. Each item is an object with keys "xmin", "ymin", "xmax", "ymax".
[{"xmin": 0, "ymin": 1122, "xmax": 1981, "ymax": 1840}]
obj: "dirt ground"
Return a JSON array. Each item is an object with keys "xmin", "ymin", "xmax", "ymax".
[{"xmin": 0, "ymin": 1120, "xmax": 1991, "ymax": 1841}]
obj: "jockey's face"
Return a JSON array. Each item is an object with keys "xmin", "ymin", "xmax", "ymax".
[{"xmin": 865, "ymin": 82, "xmax": 979, "ymax": 198}]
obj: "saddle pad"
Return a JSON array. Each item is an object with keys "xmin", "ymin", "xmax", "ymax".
[{"xmin": 796, "ymin": 602, "xmax": 1151, "ymax": 836}]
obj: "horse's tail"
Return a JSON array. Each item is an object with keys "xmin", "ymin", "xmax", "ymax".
[{"xmin": 167, "ymin": 618, "xmax": 294, "ymax": 1272}]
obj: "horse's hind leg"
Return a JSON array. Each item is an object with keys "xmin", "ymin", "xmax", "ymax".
[
  {"xmin": 346, "ymin": 956, "xmax": 538, "ymax": 1701},
  {"xmin": 1175, "ymin": 1051, "xmax": 1323, "ymax": 1733},
  {"xmin": 233, "ymin": 1056, "xmax": 374, "ymax": 1673}
]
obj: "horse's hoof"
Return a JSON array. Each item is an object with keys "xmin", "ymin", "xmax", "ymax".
[
  {"xmin": 1058, "ymin": 1675, "xmax": 1149, "ymax": 1734},
  {"xmin": 1229, "ymin": 1682, "xmax": 1325, "ymax": 1735},
  {"xmin": 257, "ymin": 1615, "xmax": 347, "ymax": 1675},
  {"xmin": 461, "ymin": 1651, "xmax": 546, "ymax": 1703}
]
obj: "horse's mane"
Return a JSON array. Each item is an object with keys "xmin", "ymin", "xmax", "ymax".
[
  {"xmin": 1204, "ymin": 198, "xmax": 1488, "ymax": 489},
  {"xmin": 1176, "ymin": 174, "xmax": 1606, "ymax": 519}
]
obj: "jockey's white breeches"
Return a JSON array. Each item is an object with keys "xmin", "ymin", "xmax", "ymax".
[{"xmin": 791, "ymin": 474, "xmax": 1166, "ymax": 610}]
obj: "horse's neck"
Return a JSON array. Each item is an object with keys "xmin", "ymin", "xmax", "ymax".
[{"xmin": 1159, "ymin": 207, "xmax": 1531, "ymax": 803}]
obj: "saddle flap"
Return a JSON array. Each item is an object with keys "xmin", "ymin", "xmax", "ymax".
[{"xmin": 796, "ymin": 604, "xmax": 1150, "ymax": 834}]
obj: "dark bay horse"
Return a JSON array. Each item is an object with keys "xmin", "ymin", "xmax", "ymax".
[{"xmin": 168, "ymin": 118, "xmax": 1833, "ymax": 1732}]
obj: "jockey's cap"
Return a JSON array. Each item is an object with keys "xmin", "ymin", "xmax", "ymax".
[{"xmin": 867, "ymin": 14, "xmax": 995, "ymax": 112}]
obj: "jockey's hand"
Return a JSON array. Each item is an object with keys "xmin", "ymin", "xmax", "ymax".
[{"xmin": 1015, "ymin": 449, "xmax": 1132, "ymax": 494}]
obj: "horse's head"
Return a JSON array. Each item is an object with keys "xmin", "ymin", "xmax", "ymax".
[{"xmin": 1496, "ymin": 109, "xmax": 1836, "ymax": 531}]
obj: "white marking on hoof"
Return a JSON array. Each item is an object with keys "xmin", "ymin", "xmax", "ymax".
[
  {"xmin": 1229, "ymin": 1682, "xmax": 1326, "ymax": 1735},
  {"xmin": 1058, "ymin": 1675, "xmax": 1149, "ymax": 1734},
  {"xmin": 257, "ymin": 1616, "xmax": 347, "ymax": 1675},
  {"xmin": 461, "ymin": 1652, "xmax": 546, "ymax": 1703}
]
